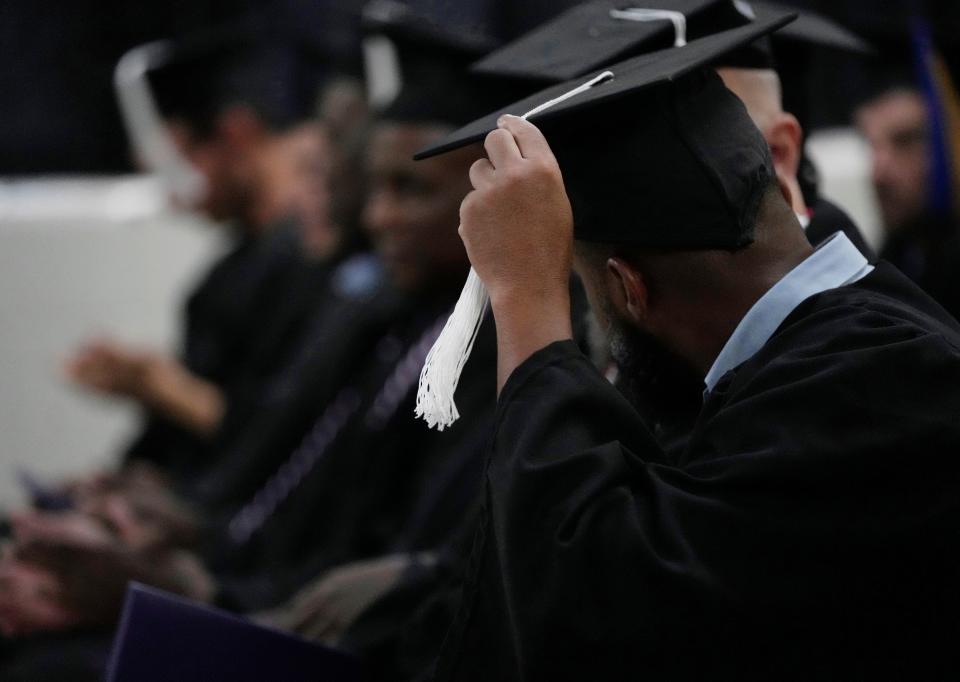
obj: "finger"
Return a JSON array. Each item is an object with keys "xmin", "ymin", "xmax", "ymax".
[
  {"xmin": 483, "ymin": 128, "xmax": 522, "ymax": 169},
  {"xmin": 301, "ymin": 610, "xmax": 337, "ymax": 640},
  {"xmin": 468, "ymin": 158, "xmax": 496, "ymax": 190},
  {"xmin": 498, "ymin": 115, "xmax": 556, "ymax": 161}
]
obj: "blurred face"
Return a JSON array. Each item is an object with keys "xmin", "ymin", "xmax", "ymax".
[
  {"xmin": 167, "ymin": 120, "xmax": 253, "ymax": 223},
  {"xmin": 275, "ymin": 122, "xmax": 336, "ymax": 256},
  {"xmin": 363, "ymin": 123, "xmax": 475, "ymax": 291},
  {"xmin": 856, "ymin": 89, "xmax": 930, "ymax": 234}
]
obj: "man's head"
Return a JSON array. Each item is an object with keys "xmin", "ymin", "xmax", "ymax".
[
  {"xmin": 359, "ymin": 3, "xmax": 525, "ymax": 293},
  {"xmin": 717, "ymin": 67, "xmax": 805, "ymax": 214},
  {"xmin": 164, "ymin": 107, "xmax": 266, "ymax": 223},
  {"xmin": 573, "ymin": 177, "xmax": 810, "ymax": 381},
  {"xmin": 363, "ymin": 122, "xmax": 475, "ymax": 292},
  {"xmin": 145, "ymin": 35, "xmax": 331, "ymax": 229},
  {"xmin": 855, "ymin": 87, "xmax": 930, "ymax": 235}
]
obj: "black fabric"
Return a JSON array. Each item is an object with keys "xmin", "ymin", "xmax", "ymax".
[
  {"xmin": 148, "ymin": 17, "xmax": 335, "ymax": 135},
  {"xmin": 187, "ymin": 277, "xmax": 398, "ymax": 516},
  {"xmin": 473, "ymin": 0, "xmax": 869, "ymax": 85},
  {"xmin": 472, "ymin": 0, "xmax": 759, "ymax": 83},
  {"xmin": 123, "ymin": 220, "xmax": 305, "ymax": 477},
  {"xmin": 0, "ymin": 630, "xmax": 113, "ymax": 682},
  {"xmin": 805, "ymin": 196, "xmax": 875, "ymax": 259},
  {"xmin": 435, "ymin": 263, "xmax": 960, "ymax": 680},
  {"xmin": 551, "ymin": 68, "xmax": 772, "ymax": 248},
  {"xmin": 362, "ymin": 0, "xmax": 524, "ymax": 128},
  {"xmin": 415, "ymin": 16, "xmax": 791, "ymax": 161},
  {"xmin": 422, "ymin": 59, "xmax": 784, "ymax": 250},
  {"xmin": 341, "ymin": 518, "xmax": 479, "ymax": 682},
  {"xmin": 197, "ymin": 252, "xmax": 384, "ymax": 484},
  {"xmin": 210, "ymin": 305, "xmax": 497, "ymax": 612},
  {"xmin": 880, "ymin": 212, "xmax": 960, "ymax": 323},
  {"xmin": 330, "ymin": 284, "xmax": 598, "ymax": 680}
]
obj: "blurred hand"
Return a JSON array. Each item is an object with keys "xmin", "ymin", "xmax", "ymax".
[
  {"xmin": 66, "ymin": 339, "xmax": 223, "ymax": 436},
  {"xmin": 286, "ymin": 554, "xmax": 413, "ymax": 645},
  {"xmin": 0, "ymin": 548, "xmax": 79, "ymax": 637},
  {"xmin": 8, "ymin": 510, "xmax": 114, "ymax": 549},
  {"xmin": 1, "ymin": 540, "xmax": 212, "ymax": 636},
  {"xmin": 80, "ymin": 487, "xmax": 198, "ymax": 553},
  {"xmin": 65, "ymin": 338, "xmax": 157, "ymax": 400}
]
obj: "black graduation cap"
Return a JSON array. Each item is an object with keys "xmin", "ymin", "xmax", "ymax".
[
  {"xmin": 416, "ymin": 13, "xmax": 795, "ymax": 249},
  {"xmin": 148, "ymin": 18, "xmax": 333, "ymax": 136},
  {"xmin": 471, "ymin": 0, "xmax": 870, "ymax": 84},
  {"xmin": 361, "ymin": 0, "xmax": 525, "ymax": 127},
  {"xmin": 756, "ymin": 1, "xmax": 871, "ymax": 55}
]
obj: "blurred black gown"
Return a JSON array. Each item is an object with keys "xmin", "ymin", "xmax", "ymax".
[
  {"xmin": 208, "ymin": 298, "xmax": 498, "ymax": 613},
  {"xmin": 123, "ymin": 220, "xmax": 307, "ymax": 478}
]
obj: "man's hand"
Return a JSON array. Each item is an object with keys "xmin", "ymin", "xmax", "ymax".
[
  {"xmin": 8, "ymin": 510, "xmax": 114, "ymax": 549},
  {"xmin": 1, "ymin": 540, "xmax": 213, "ymax": 635},
  {"xmin": 66, "ymin": 339, "xmax": 224, "ymax": 436},
  {"xmin": 460, "ymin": 116, "xmax": 575, "ymax": 389},
  {"xmin": 280, "ymin": 554, "xmax": 413, "ymax": 645},
  {"xmin": 0, "ymin": 547, "xmax": 79, "ymax": 637},
  {"xmin": 65, "ymin": 338, "xmax": 155, "ymax": 400}
]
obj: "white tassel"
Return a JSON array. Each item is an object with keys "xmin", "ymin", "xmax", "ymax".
[
  {"xmin": 415, "ymin": 268, "xmax": 489, "ymax": 430},
  {"xmin": 414, "ymin": 71, "xmax": 616, "ymax": 430}
]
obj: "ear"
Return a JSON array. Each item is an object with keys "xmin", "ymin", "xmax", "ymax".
[
  {"xmin": 605, "ymin": 257, "xmax": 649, "ymax": 324},
  {"xmin": 215, "ymin": 105, "xmax": 266, "ymax": 150},
  {"xmin": 776, "ymin": 174, "xmax": 794, "ymax": 210},
  {"xmin": 765, "ymin": 112, "xmax": 803, "ymax": 180}
]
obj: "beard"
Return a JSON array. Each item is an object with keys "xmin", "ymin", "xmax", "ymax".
[{"xmin": 598, "ymin": 302, "xmax": 705, "ymax": 454}]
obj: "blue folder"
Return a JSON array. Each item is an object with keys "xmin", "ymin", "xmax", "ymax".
[{"xmin": 105, "ymin": 583, "xmax": 359, "ymax": 681}]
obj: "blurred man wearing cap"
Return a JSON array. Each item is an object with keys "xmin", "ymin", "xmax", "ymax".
[
  {"xmin": 855, "ymin": 76, "xmax": 960, "ymax": 318},
  {"xmin": 65, "ymin": 30, "xmax": 337, "ymax": 481},
  {"xmin": 856, "ymin": 85, "xmax": 932, "ymax": 238},
  {"xmin": 417, "ymin": 18, "xmax": 960, "ymax": 680}
]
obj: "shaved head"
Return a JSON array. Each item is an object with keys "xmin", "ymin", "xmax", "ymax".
[
  {"xmin": 716, "ymin": 67, "xmax": 783, "ymax": 132},
  {"xmin": 717, "ymin": 66, "xmax": 806, "ymax": 214}
]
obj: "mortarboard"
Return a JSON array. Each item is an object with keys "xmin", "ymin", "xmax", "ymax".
[
  {"xmin": 146, "ymin": 20, "xmax": 333, "ymax": 135},
  {"xmin": 361, "ymin": 0, "xmax": 524, "ymax": 127},
  {"xmin": 116, "ymin": 18, "xmax": 334, "ymax": 204},
  {"xmin": 415, "ymin": 14, "xmax": 794, "ymax": 249},
  {"xmin": 413, "ymin": 13, "xmax": 794, "ymax": 431},
  {"xmin": 471, "ymin": 0, "xmax": 870, "ymax": 84}
]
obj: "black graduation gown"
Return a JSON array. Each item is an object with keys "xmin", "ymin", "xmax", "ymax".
[
  {"xmin": 186, "ymin": 252, "xmax": 386, "ymax": 494},
  {"xmin": 187, "ymin": 278, "xmax": 401, "ymax": 515},
  {"xmin": 210, "ymin": 306, "xmax": 497, "ymax": 612},
  {"xmin": 123, "ymin": 220, "xmax": 305, "ymax": 475},
  {"xmin": 805, "ymin": 197, "xmax": 875, "ymax": 259},
  {"xmin": 880, "ymin": 212, "xmax": 960, "ymax": 322},
  {"xmin": 434, "ymin": 263, "xmax": 960, "ymax": 681}
]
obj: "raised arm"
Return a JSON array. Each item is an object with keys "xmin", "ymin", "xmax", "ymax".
[{"xmin": 458, "ymin": 116, "xmax": 574, "ymax": 392}]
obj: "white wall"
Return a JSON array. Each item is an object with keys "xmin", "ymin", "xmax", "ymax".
[
  {"xmin": 807, "ymin": 127, "xmax": 885, "ymax": 253},
  {"xmin": 0, "ymin": 177, "xmax": 222, "ymax": 510}
]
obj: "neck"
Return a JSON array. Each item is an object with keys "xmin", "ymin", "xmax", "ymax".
[{"xmin": 663, "ymin": 222, "xmax": 814, "ymax": 377}]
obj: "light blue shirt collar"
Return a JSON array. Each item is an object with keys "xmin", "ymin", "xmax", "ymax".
[{"xmin": 703, "ymin": 233, "xmax": 873, "ymax": 393}]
